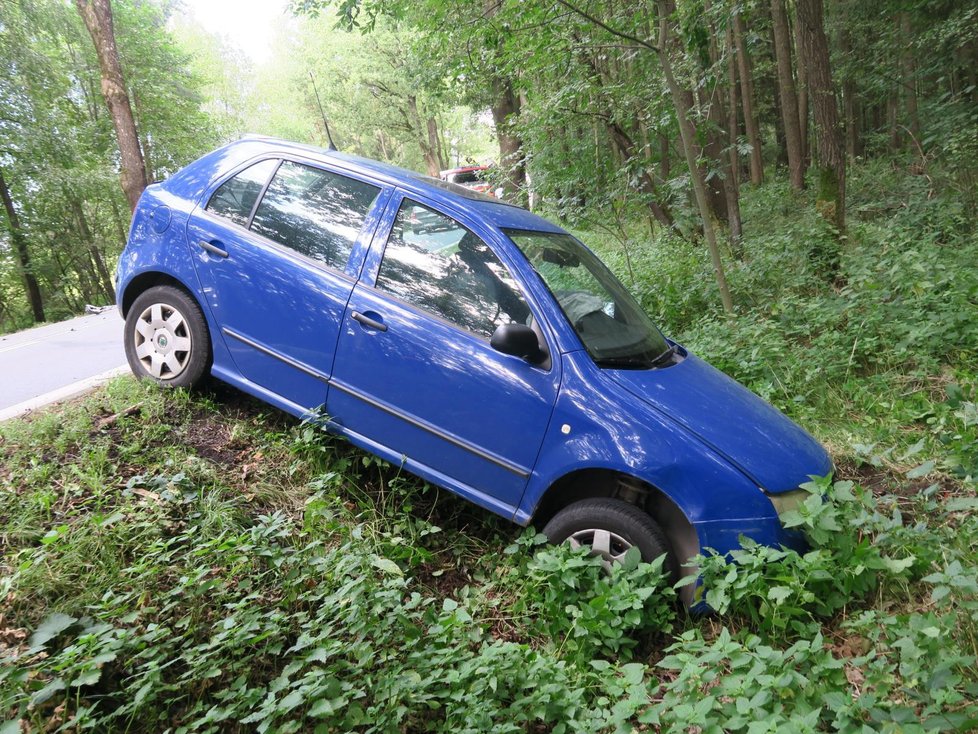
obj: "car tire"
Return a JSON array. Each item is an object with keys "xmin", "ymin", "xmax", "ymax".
[
  {"xmin": 125, "ymin": 285, "xmax": 211, "ymax": 388},
  {"xmin": 542, "ymin": 498, "xmax": 676, "ymax": 578}
]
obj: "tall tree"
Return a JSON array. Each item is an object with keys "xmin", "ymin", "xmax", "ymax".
[
  {"xmin": 657, "ymin": 0, "xmax": 734, "ymax": 313},
  {"xmin": 793, "ymin": 10, "xmax": 810, "ymax": 169},
  {"xmin": 732, "ymin": 9, "xmax": 764, "ymax": 185},
  {"xmin": 0, "ymin": 169, "xmax": 45, "ymax": 323},
  {"xmin": 724, "ymin": 22, "xmax": 743, "ymax": 246},
  {"xmin": 75, "ymin": 0, "xmax": 147, "ymax": 211},
  {"xmin": 899, "ymin": 12, "xmax": 921, "ymax": 145},
  {"xmin": 796, "ymin": 0, "xmax": 845, "ymax": 232},
  {"xmin": 770, "ymin": 0, "xmax": 805, "ymax": 190},
  {"xmin": 490, "ymin": 76, "xmax": 526, "ymax": 196}
]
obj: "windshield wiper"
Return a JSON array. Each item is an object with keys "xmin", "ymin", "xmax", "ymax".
[
  {"xmin": 648, "ymin": 344, "xmax": 676, "ymax": 367},
  {"xmin": 594, "ymin": 345, "xmax": 676, "ymax": 370},
  {"xmin": 594, "ymin": 356, "xmax": 655, "ymax": 369}
]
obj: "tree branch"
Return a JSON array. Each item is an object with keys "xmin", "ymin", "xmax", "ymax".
[{"xmin": 552, "ymin": 0, "xmax": 659, "ymax": 53}]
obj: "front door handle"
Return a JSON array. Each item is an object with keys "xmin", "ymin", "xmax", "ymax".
[
  {"xmin": 351, "ymin": 311, "xmax": 388, "ymax": 332},
  {"xmin": 198, "ymin": 240, "xmax": 228, "ymax": 258}
]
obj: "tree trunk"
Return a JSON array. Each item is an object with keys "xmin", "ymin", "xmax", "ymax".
[
  {"xmin": 840, "ymin": 30, "xmax": 860, "ymax": 162},
  {"xmin": 696, "ymin": 89, "xmax": 730, "ymax": 224},
  {"xmin": 109, "ymin": 196, "xmax": 128, "ymax": 246},
  {"xmin": 0, "ymin": 168, "xmax": 45, "ymax": 323},
  {"xmin": 426, "ymin": 116, "xmax": 448, "ymax": 171},
  {"xmin": 887, "ymin": 93, "xmax": 901, "ymax": 150},
  {"xmin": 899, "ymin": 12, "xmax": 921, "ymax": 145},
  {"xmin": 796, "ymin": 0, "xmax": 845, "ymax": 233},
  {"xmin": 75, "ymin": 0, "xmax": 147, "ymax": 212},
  {"xmin": 490, "ymin": 76, "xmax": 526, "ymax": 198},
  {"xmin": 657, "ymin": 1, "xmax": 734, "ymax": 313},
  {"xmin": 406, "ymin": 95, "xmax": 441, "ymax": 177},
  {"xmin": 723, "ymin": 24, "xmax": 744, "ymax": 249},
  {"xmin": 771, "ymin": 0, "xmax": 804, "ymax": 190},
  {"xmin": 70, "ymin": 196, "xmax": 115, "ymax": 303},
  {"xmin": 658, "ymin": 132, "xmax": 671, "ymax": 181},
  {"xmin": 793, "ymin": 8, "xmax": 810, "ymax": 169},
  {"xmin": 732, "ymin": 10, "xmax": 763, "ymax": 185},
  {"xmin": 606, "ymin": 123, "xmax": 674, "ymax": 229}
]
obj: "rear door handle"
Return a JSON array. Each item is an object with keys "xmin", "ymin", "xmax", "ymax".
[
  {"xmin": 198, "ymin": 240, "xmax": 228, "ymax": 258},
  {"xmin": 351, "ymin": 311, "xmax": 388, "ymax": 332}
]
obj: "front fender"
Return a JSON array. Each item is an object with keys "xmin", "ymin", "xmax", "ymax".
[{"xmin": 517, "ymin": 352, "xmax": 778, "ymax": 531}]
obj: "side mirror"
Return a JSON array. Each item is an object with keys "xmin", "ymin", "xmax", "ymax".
[{"xmin": 490, "ymin": 323, "xmax": 544, "ymax": 363}]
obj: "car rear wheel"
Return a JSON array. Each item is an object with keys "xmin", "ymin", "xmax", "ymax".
[
  {"xmin": 542, "ymin": 498, "xmax": 676, "ymax": 577},
  {"xmin": 125, "ymin": 285, "xmax": 210, "ymax": 388}
]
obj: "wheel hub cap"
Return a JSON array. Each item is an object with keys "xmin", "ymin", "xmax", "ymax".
[
  {"xmin": 567, "ymin": 528, "xmax": 633, "ymax": 571},
  {"xmin": 133, "ymin": 302, "xmax": 192, "ymax": 379}
]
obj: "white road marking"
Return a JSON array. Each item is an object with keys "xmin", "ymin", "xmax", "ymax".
[
  {"xmin": 0, "ymin": 340, "xmax": 41, "ymax": 354},
  {"xmin": 0, "ymin": 365, "xmax": 130, "ymax": 422}
]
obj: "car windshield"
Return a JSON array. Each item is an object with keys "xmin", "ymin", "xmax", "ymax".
[{"xmin": 504, "ymin": 229, "xmax": 672, "ymax": 368}]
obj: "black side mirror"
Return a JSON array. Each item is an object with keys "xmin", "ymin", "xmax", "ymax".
[{"xmin": 490, "ymin": 323, "xmax": 544, "ymax": 363}]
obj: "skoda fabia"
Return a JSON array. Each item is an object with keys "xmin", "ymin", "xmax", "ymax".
[{"xmin": 116, "ymin": 136, "xmax": 832, "ymax": 594}]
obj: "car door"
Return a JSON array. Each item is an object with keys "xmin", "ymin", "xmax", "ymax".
[
  {"xmin": 186, "ymin": 157, "xmax": 388, "ymax": 411},
  {"xmin": 327, "ymin": 194, "xmax": 561, "ymax": 517}
]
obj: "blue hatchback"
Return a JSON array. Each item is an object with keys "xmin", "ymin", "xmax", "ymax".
[{"xmin": 116, "ymin": 136, "xmax": 832, "ymax": 597}]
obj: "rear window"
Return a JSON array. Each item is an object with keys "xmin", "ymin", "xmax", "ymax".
[{"xmin": 205, "ymin": 159, "xmax": 279, "ymax": 226}]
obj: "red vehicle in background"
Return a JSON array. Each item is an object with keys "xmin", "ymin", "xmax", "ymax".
[{"xmin": 439, "ymin": 165, "xmax": 495, "ymax": 196}]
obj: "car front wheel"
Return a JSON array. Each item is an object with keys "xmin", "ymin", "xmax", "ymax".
[
  {"xmin": 125, "ymin": 285, "xmax": 211, "ymax": 388},
  {"xmin": 542, "ymin": 497, "xmax": 676, "ymax": 577}
]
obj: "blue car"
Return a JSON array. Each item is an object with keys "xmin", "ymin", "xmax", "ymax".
[{"xmin": 116, "ymin": 136, "xmax": 831, "ymax": 597}]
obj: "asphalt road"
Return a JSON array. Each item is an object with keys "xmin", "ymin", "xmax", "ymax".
[{"xmin": 0, "ymin": 310, "xmax": 128, "ymax": 420}]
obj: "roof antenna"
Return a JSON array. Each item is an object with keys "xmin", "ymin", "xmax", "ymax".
[{"xmin": 309, "ymin": 72, "xmax": 337, "ymax": 151}]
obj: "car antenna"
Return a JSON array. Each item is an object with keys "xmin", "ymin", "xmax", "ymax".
[{"xmin": 309, "ymin": 71, "xmax": 337, "ymax": 151}]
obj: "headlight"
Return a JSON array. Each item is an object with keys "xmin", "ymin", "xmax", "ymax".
[{"xmin": 767, "ymin": 488, "xmax": 810, "ymax": 519}]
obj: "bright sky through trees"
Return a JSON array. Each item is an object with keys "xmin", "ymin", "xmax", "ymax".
[{"xmin": 179, "ymin": 0, "xmax": 288, "ymax": 63}]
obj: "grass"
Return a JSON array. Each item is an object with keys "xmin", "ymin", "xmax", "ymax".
[{"xmin": 2, "ymin": 159, "xmax": 977, "ymax": 731}]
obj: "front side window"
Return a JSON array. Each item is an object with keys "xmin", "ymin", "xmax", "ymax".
[
  {"xmin": 250, "ymin": 160, "xmax": 381, "ymax": 270},
  {"xmin": 205, "ymin": 158, "xmax": 279, "ymax": 226},
  {"xmin": 505, "ymin": 229, "xmax": 672, "ymax": 368},
  {"xmin": 375, "ymin": 201, "xmax": 530, "ymax": 338}
]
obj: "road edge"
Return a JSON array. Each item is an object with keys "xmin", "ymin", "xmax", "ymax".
[{"xmin": 0, "ymin": 365, "xmax": 130, "ymax": 422}]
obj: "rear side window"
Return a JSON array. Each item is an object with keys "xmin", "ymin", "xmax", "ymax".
[
  {"xmin": 375, "ymin": 200, "xmax": 530, "ymax": 338},
  {"xmin": 205, "ymin": 159, "xmax": 278, "ymax": 226},
  {"xmin": 250, "ymin": 161, "xmax": 381, "ymax": 270}
]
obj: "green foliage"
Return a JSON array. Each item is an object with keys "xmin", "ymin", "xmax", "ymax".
[{"xmin": 505, "ymin": 536, "xmax": 676, "ymax": 663}]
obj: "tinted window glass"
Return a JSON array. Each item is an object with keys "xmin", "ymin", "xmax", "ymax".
[
  {"xmin": 250, "ymin": 161, "xmax": 381, "ymax": 270},
  {"xmin": 205, "ymin": 159, "xmax": 278, "ymax": 226},
  {"xmin": 376, "ymin": 201, "xmax": 530, "ymax": 338}
]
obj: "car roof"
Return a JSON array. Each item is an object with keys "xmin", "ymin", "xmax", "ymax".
[{"xmin": 217, "ymin": 136, "xmax": 565, "ymax": 235}]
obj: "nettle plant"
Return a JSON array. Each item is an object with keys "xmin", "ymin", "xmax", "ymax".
[{"xmin": 692, "ymin": 474, "xmax": 924, "ymax": 637}]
